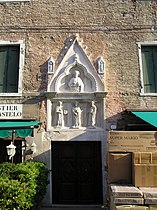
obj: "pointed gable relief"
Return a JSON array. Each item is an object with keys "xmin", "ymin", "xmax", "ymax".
[
  {"xmin": 46, "ymin": 35, "xmax": 107, "ymax": 130},
  {"xmin": 47, "ymin": 35, "xmax": 105, "ymax": 95}
]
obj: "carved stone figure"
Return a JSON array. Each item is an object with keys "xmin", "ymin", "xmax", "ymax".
[
  {"xmin": 56, "ymin": 101, "xmax": 64, "ymax": 127},
  {"xmin": 88, "ymin": 101, "xmax": 97, "ymax": 128},
  {"xmin": 72, "ymin": 101, "xmax": 82, "ymax": 128},
  {"xmin": 68, "ymin": 70, "xmax": 84, "ymax": 92}
]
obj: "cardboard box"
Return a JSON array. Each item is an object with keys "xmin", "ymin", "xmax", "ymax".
[
  {"xmin": 133, "ymin": 152, "xmax": 157, "ymax": 164},
  {"xmin": 133, "ymin": 164, "xmax": 157, "ymax": 187},
  {"xmin": 113, "ymin": 206, "xmax": 132, "ymax": 210},
  {"xmin": 115, "ymin": 206, "xmax": 148, "ymax": 210},
  {"xmin": 152, "ymin": 153, "xmax": 157, "ymax": 164},
  {"xmin": 139, "ymin": 187, "xmax": 157, "ymax": 198},
  {"xmin": 112, "ymin": 197, "xmax": 144, "ymax": 205},
  {"xmin": 110, "ymin": 194, "xmax": 146, "ymax": 209},
  {"xmin": 144, "ymin": 198, "xmax": 157, "ymax": 204},
  {"xmin": 108, "ymin": 131, "xmax": 157, "ymax": 152},
  {"xmin": 110, "ymin": 184, "xmax": 143, "ymax": 198},
  {"xmin": 110, "ymin": 204, "xmax": 148, "ymax": 210},
  {"xmin": 107, "ymin": 152, "xmax": 132, "ymax": 184},
  {"xmin": 130, "ymin": 207, "xmax": 148, "ymax": 210},
  {"xmin": 109, "ymin": 194, "xmax": 117, "ymax": 210},
  {"xmin": 149, "ymin": 205, "xmax": 157, "ymax": 210}
]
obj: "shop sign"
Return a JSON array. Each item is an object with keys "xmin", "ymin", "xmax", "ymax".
[
  {"xmin": 108, "ymin": 131, "xmax": 157, "ymax": 141},
  {"xmin": 108, "ymin": 131, "xmax": 157, "ymax": 152},
  {"xmin": 0, "ymin": 104, "xmax": 22, "ymax": 119}
]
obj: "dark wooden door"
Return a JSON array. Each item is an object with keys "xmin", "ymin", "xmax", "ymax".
[{"xmin": 52, "ymin": 141, "xmax": 102, "ymax": 204}]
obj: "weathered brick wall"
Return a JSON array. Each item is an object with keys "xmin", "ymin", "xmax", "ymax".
[
  {"xmin": 1, "ymin": 0, "xmax": 157, "ymax": 206},
  {"xmin": 0, "ymin": 0, "xmax": 157, "ymax": 123}
]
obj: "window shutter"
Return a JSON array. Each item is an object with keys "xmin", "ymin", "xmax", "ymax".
[
  {"xmin": 0, "ymin": 47, "xmax": 8, "ymax": 92},
  {"xmin": 142, "ymin": 47, "xmax": 156, "ymax": 93},
  {"xmin": 7, "ymin": 46, "xmax": 19, "ymax": 92}
]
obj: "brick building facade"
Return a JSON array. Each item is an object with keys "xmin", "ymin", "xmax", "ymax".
[{"xmin": 0, "ymin": 0, "xmax": 157, "ymax": 208}]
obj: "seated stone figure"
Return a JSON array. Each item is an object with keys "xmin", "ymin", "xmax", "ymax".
[{"xmin": 68, "ymin": 70, "xmax": 84, "ymax": 92}]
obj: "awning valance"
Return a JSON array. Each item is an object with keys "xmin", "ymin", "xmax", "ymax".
[
  {"xmin": 0, "ymin": 121, "xmax": 41, "ymax": 138},
  {"xmin": 132, "ymin": 111, "xmax": 157, "ymax": 127}
]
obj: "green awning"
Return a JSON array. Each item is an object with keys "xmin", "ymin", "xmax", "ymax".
[
  {"xmin": 132, "ymin": 111, "xmax": 157, "ymax": 127},
  {"xmin": 0, "ymin": 121, "xmax": 41, "ymax": 138}
]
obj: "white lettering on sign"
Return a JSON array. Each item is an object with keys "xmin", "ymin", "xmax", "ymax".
[{"xmin": 0, "ymin": 104, "xmax": 22, "ymax": 119}]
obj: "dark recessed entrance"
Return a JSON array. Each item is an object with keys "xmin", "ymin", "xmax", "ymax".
[{"xmin": 52, "ymin": 141, "xmax": 102, "ymax": 205}]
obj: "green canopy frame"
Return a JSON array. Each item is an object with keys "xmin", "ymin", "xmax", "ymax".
[{"xmin": 0, "ymin": 121, "xmax": 41, "ymax": 138}]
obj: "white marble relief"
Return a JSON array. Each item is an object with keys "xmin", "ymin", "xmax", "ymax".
[
  {"xmin": 55, "ymin": 101, "xmax": 64, "ymax": 128},
  {"xmin": 68, "ymin": 70, "xmax": 84, "ymax": 92},
  {"xmin": 49, "ymin": 100, "xmax": 104, "ymax": 129},
  {"xmin": 72, "ymin": 101, "xmax": 82, "ymax": 128},
  {"xmin": 88, "ymin": 101, "xmax": 97, "ymax": 129},
  {"xmin": 46, "ymin": 36, "xmax": 105, "ymax": 131}
]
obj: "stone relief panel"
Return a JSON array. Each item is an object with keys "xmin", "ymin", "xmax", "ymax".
[
  {"xmin": 46, "ymin": 36, "xmax": 106, "ymax": 131},
  {"xmin": 56, "ymin": 62, "xmax": 97, "ymax": 93},
  {"xmin": 48, "ymin": 38, "xmax": 105, "ymax": 93},
  {"xmin": 51, "ymin": 100, "xmax": 103, "ymax": 129}
]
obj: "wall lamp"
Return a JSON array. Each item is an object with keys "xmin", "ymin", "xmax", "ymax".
[
  {"xmin": 25, "ymin": 136, "xmax": 37, "ymax": 154},
  {"xmin": 31, "ymin": 142, "xmax": 37, "ymax": 154},
  {"xmin": 6, "ymin": 141, "xmax": 16, "ymax": 160},
  {"xmin": 6, "ymin": 130, "xmax": 16, "ymax": 161}
]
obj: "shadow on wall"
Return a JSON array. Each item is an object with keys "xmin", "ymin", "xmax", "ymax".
[
  {"xmin": 105, "ymin": 110, "xmax": 157, "ymax": 131},
  {"xmin": 31, "ymin": 149, "xmax": 51, "ymax": 206},
  {"xmin": 105, "ymin": 110, "xmax": 132, "ymax": 131},
  {"xmin": 30, "ymin": 149, "xmax": 51, "ymax": 166},
  {"xmin": 38, "ymin": 59, "xmax": 49, "ymax": 93},
  {"xmin": 21, "ymin": 59, "xmax": 49, "ymax": 106}
]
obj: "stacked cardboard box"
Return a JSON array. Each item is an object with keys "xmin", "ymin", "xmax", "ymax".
[
  {"xmin": 111, "ymin": 204, "xmax": 149, "ymax": 210},
  {"xmin": 149, "ymin": 205, "xmax": 157, "ymax": 210},
  {"xmin": 132, "ymin": 152, "xmax": 157, "ymax": 187},
  {"xmin": 133, "ymin": 152, "xmax": 157, "ymax": 164},
  {"xmin": 107, "ymin": 131, "xmax": 157, "ymax": 209},
  {"xmin": 107, "ymin": 152, "xmax": 132, "ymax": 184},
  {"xmin": 113, "ymin": 205, "xmax": 149, "ymax": 210},
  {"xmin": 109, "ymin": 184, "xmax": 144, "ymax": 204},
  {"xmin": 139, "ymin": 187, "xmax": 157, "ymax": 206},
  {"xmin": 109, "ymin": 184, "xmax": 147, "ymax": 210}
]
